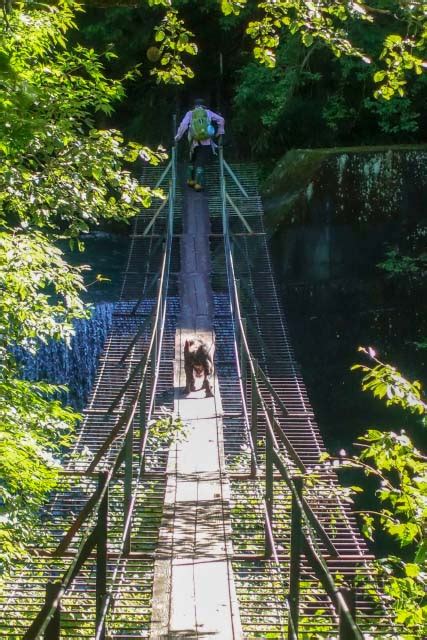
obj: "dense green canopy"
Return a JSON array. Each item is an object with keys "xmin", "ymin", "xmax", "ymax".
[
  {"xmin": 72, "ymin": 0, "xmax": 426, "ymax": 152},
  {"xmin": 0, "ymin": 0, "xmax": 164, "ymax": 569}
]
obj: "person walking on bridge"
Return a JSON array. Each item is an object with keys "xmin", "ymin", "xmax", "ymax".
[{"xmin": 175, "ymin": 98, "xmax": 225, "ymax": 192}]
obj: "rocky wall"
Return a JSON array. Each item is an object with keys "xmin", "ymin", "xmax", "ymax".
[{"xmin": 263, "ymin": 146, "xmax": 427, "ymax": 282}]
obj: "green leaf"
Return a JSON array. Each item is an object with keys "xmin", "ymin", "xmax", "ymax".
[
  {"xmin": 373, "ymin": 71, "xmax": 386, "ymax": 83},
  {"xmin": 302, "ymin": 33, "xmax": 314, "ymax": 48},
  {"xmin": 405, "ymin": 563, "xmax": 420, "ymax": 578},
  {"xmin": 415, "ymin": 542, "xmax": 427, "ymax": 564},
  {"xmin": 155, "ymin": 30, "xmax": 165, "ymax": 42}
]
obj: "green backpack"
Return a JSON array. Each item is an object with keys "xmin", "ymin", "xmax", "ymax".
[{"xmin": 189, "ymin": 107, "xmax": 211, "ymax": 142}]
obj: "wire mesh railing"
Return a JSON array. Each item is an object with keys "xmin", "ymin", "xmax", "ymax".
[
  {"xmin": 218, "ymin": 146, "xmax": 367, "ymax": 640},
  {"xmin": 22, "ymin": 146, "xmax": 177, "ymax": 640}
]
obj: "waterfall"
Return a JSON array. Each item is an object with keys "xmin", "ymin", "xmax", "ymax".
[{"xmin": 18, "ymin": 303, "xmax": 114, "ymax": 410}]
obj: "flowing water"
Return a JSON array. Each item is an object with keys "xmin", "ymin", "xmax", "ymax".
[
  {"xmin": 19, "ymin": 303, "xmax": 114, "ymax": 410},
  {"xmin": 19, "ymin": 233, "xmax": 128, "ymax": 409}
]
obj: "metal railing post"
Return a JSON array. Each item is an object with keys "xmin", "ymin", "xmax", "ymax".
[
  {"xmin": 250, "ymin": 359, "xmax": 259, "ymax": 478},
  {"xmin": 150, "ymin": 296, "xmax": 157, "ymax": 399},
  {"xmin": 234, "ymin": 276, "xmax": 240, "ymax": 312},
  {"xmin": 339, "ymin": 586, "xmax": 356, "ymax": 640},
  {"xmin": 43, "ymin": 582, "xmax": 61, "ymax": 640},
  {"xmin": 168, "ymin": 187, "xmax": 173, "ymax": 240},
  {"xmin": 96, "ymin": 471, "xmax": 109, "ymax": 640},
  {"xmin": 240, "ymin": 317, "xmax": 247, "ymax": 393},
  {"xmin": 288, "ymin": 476, "xmax": 303, "ymax": 639},
  {"xmin": 169, "ymin": 146, "xmax": 176, "ymax": 238},
  {"xmin": 219, "ymin": 146, "xmax": 228, "ymax": 233},
  {"xmin": 155, "ymin": 278, "xmax": 161, "ymax": 364},
  {"xmin": 139, "ymin": 377, "xmax": 147, "ymax": 470},
  {"xmin": 264, "ymin": 426, "xmax": 274, "ymax": 558},
  {"xmin": 123, "ymin": 420, "xmax": 134, "ymax": 555}
]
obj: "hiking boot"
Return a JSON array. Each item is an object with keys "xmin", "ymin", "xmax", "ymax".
[
  {"xmin": 186, "ymin": 164, "xmax": 195, "ymax": 186},
  {"xmin": 194, "ymin": 167, "xmax": 205, "ymax": 191}
]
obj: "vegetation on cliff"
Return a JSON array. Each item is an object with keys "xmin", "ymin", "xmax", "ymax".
[{"xmin": 340, "ymin": 350, "xmax": 427, "ymax": 635}]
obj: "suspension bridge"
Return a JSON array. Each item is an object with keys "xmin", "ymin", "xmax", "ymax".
[{"xmin": 0, "ymin": 146, "xmax": 394, "ymax": 638}]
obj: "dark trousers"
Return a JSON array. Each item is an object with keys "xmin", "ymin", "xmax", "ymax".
[
  {"xmin": 191, "ymin": 144, "xmax": 212, "ymax": 167},
  {"xmin": 188, "ymin": 144, "xmax": 212, "ymax": 186}
]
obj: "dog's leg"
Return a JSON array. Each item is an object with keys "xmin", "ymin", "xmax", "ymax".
[
  {"xmin": 184, "ymin": 361, "xmax": 194, "ymax": 394},
  {"xmin": 203, "ymin": 362, "xmax": 214, "ymax": 397}
]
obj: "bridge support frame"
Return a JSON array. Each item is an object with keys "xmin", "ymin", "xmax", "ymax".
[
  {"xmin": 250, "ymin": 359, "xmax": 259, "ymax": 478},
  {"xmin": 43, "ymin": 582, "xmax": 61, "ymax": 640},
  {"xmin": 96, "ymin": 471, "xmax": 109, "ymax": 640},
  {"xmin": 139, "ymin": 376, "xmax": 147, "ymax": 472},
  {"xmin": 240, "ymin": 316, "xmax": 247, "ymax": 392},
  {"xmin": 288, "ymin": 476, "xmax": 303, "ymax": 639},
  {"xmin": 339, "ymin": 586, "xmax": 356, "ymax": 640},
  {"xmin": 124, "ymin": 420, "xmax": 134, "ymax": 555},
  {"xmin": 264, "ymin": 426, "xmax": 274, "ymax": 558}
]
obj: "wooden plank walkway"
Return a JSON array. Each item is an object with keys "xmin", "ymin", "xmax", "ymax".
[{"xmin": 150, "ymin": 187, "xmax": 243, "ymax": 639}]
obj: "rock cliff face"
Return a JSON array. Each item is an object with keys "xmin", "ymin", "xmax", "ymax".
[
  {"xmin": 263, "ymin": 147, "xmax": 427, "ymax": 450},
  {"xmin": 263, "ymin": 146, "xmax": 427, "ymax": 282}
]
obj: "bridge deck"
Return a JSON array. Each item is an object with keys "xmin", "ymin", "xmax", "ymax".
[{"xmin": 150, "ymin": 187, "xmax": 242, "ymax": 638}]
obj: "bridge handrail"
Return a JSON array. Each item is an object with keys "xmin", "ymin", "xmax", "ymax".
[
  {"xmin": 220, "ymin": 151, "xmax": 337, "ymax": 553},
  {"xmin": 94, "ymin": 147, "xmax": 177, "ymax": 640},
  {"xmin": 218, "ymin": 148, "xmax": 364, "ymax": 640},
  {"xmin": 24, "ymin": 146, "xmax": 177, "ymax": 640}
]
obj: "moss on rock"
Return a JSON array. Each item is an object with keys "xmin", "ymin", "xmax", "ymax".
[{"xmin": 263, "ymin": 145, "xmax": 427, "ymax": 232}]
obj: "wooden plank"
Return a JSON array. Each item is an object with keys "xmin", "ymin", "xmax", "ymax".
[{"xmin": 150, "ymin": 187, "xmax": 242, "ymax": 638}]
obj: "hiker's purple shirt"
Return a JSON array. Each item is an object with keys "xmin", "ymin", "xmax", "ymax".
[{"xmin": 175, "ymin": 108, "xmax": 225, "ymax": 145}]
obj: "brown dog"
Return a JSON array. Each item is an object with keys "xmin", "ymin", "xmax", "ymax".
[{"xmin": 184, "ymin": 337, "xmax": 215, "ymax": 397}]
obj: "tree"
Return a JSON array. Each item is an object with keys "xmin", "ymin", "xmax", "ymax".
[
  {"xmin": 327, "ymin": 348, "xmax": 427, "ymax": 636},
  {"xmin": 73, "ymin": 1, "xmax": 426, "ymax": 153},
  {"xmin": 0, "ymin": 0, "xmax": 165, "ymax": 569},
  {"xmin": 232, "ymin": 40, "xmax": 427, "ymax": 153},
  {"xmin": 95, "ymin": 0, "xmax": 426, "ymax": 99}
]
